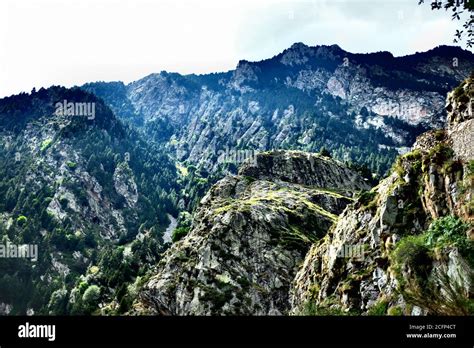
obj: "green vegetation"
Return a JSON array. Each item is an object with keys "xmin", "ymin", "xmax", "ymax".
[
  {"xmin": 391, "ymin": 149, "xmax": 422, "ymax": 177},
  {"xmin": 82, "ymin": 285, "xmax": 100, "ymax": 306},
  {"xmin": 300, "ymin": 301, "xmax": 347, "ymax": 316},
  {"xmin": 319, "ymin": 147, "xmax": 332, "ymax": 158},
  {"xmin": 66, "ymin": 161, "xmax": 77, "ymax": 169},
  {"xmin": 468, "ymin": 160, "xmax": 474, "ymax": 176},
  {"xmin": 387, "ymin": 306, "xmax": 403, "ymax": 316},
  {"xmin": 201, "ymin": 283, "xmax": 234, "ymax": 310},
  {"xmin": 0, "ymin": 86, "xmax": 180, "ymax": 315},
  {"xmin": 40, "ymin": 138, "xmax": 53, "ymax": 152},
  {"xmin": 175, "ymin": 163, "xmax": 189, "ymax": 176},
  {"xmin": 299, "ymin": 295, "xmax": 362, "ymax": 316},
  {"xmin": 427, "ymin": 143, "xmax": 454, "ymax": 166},
  {"xmin": 367, "ymin": 299, "xmax": 389, "ymax": 316},
  {"xmin": 16, "ymin": 215, "xmax": 27, "ymax": 226},
  {"xmin": 172, "ymin": 226, "xmax": 190, "ymax": 243},
  {"xmin": 391, "ymin": 216, "xmax": 473, "ymax": 315},
  {"xmin": 357, "ymin": 189, "xmax": 378, "ymax": 211},
  {"xmin": 425, "ymin": 216, "xmax": 473, "ymax": 265}
]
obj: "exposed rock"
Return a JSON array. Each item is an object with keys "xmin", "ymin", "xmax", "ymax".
[
  {"xmin": 446, "ymin": 73, "xmax": 473, "ymax": 128},
  {"xmin": 290, "ymin": 75, "xmax": 474, "ymax": 316},
  {"xmin": 239, "ymin": 150, "xmax": 370, "ymax": 195},
  {"xmin": 113, "ymin": 162, "xmax": 138, "ymax": 207},
  {"xmin": 136, "ymin": 151, "xmax": 368, "ymax": 315}
]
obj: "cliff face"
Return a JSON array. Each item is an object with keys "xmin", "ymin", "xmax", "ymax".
[
  {"xmin": 136, "ymin": 151, "xmax": 369, "ymax": 315},
  {"xmin": 290, "ymin": 75, "xmax": 473, "ymax": 316}
]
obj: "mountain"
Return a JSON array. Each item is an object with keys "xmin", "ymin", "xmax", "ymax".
[
  {"xmin": 83, "ymin": 44, "xmax": 474, "ymax": 186},
  {"xmin": 0, "ymin": 43, "xmax": 472, "ymax": 316},
  {"xmin": 290, "ymin": 74, "xmax": 474, "ymax": 315},
  {"xmin": 0, "ymin": 87, "xmax": 180, "ymax": 314},
  {"xmin": 134, "ymin": 73, "xmax": 473, "ymax": 316},
  {"xmin": 134, "ymin": 151, "xmax": 370, "ymax": 315}
]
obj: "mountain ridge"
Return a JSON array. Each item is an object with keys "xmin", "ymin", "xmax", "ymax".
[{"xmin": 82, "ymin": 43, "xmax": 473, "ymax": 192}]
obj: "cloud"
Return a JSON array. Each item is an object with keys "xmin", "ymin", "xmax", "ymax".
[{"xmin": 0, "ymin": 0, "xmax": 467, "ymax": 97}]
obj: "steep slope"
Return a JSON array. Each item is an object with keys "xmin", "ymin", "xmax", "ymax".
[
  {"xmin": 84, "ymin": 44, "xmax": 474, "ymax": 183},
  {"xmin": 0, "ymin": 87, "xmax": 179, "ymax": 314},
  {"xmin": 135, "ymin": 151, "xmax": 369, "ymax": 315},
  {"xmin": 290, "ymin": 75, "xmax": 473, "ymax": 316}
]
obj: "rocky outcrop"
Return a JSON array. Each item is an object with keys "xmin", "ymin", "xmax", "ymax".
[
  {"xmin": 447, "ymin": 73, "xmax": 473, "ymax": 128},
  {"xmin": 113, "ymin": 162, "xmax": 138, "ymax": 208},
  {"xmin": 447, "ymin": 73, "xmax": 474, "ymax": 162},
  {"xmin": 136, "ymin": 151, "xmax": 369, "ymax": 315},
  {"xmin": 290, "ymin": 75, "xmax": 474, "ymax": 316},
  {"xmin": 239, "ymin": 150, "xmax": 369, "ymax": 196}
]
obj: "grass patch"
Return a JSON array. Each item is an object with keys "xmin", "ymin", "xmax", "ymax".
[
  {"xmin": 367, "ymin": 299, "xmax": 389, "ymax": 316},
  {"xmin": 40, "ymin": 138, "xmax": 53, "ymax": 152},
  {"xmin": 175, "ymin": 163, "xmax": 189, "ymax": 176}
]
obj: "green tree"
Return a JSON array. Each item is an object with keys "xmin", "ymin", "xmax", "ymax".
[
  {"xmin": 82, "ymin": 285, "xmax": 100, "ymax": 308},
  {"xmin": 419, "ymin": 0, "xmax": 474, "ymax": 47},
  {"xmin": 319, "ymin": 147, "xmax": 332, "ymax": 158}
]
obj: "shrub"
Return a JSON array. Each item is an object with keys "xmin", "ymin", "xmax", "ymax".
[
  {"xmin": 392, "ymin": 234, "xmax": 431, "ymax": 277},
  {"xmin": 387, "ymin": 306, "xmax": 403, "ymax": 316},
  {"xmin": 468, "ymin": 160, "xmax": 474, "ymax": 176},
  {"xmin": 357, "ymin": 190, "xmax": 378, "ymax": 211},
  {"xmin": 40, "ymin": 138, "xmax": 53, "ymax": 152},
  {"xmin": 425, "ymin": 216, "xmax": 472, "ymax": 266},
  {"xmin": 391, "ymin": 216, "xmax": 473, "ymax": 315},
  {"xmin": 434, "ymin": 129, "xmax": 445, "ymax": 141},
  {"xmin": 59, "ymin": 197, "xmax": 69, "ymax": 209},
  {"xmin": 66, "ymin": 161, "xmax": 77, "ymax": 169},
  {"xmin": 300, "ymin": 301, "xmax": 347, "ymax": 316},
  {"xmin": 16, "ymin": 215, "xmax": 27, "ymax": 226},
  {"xmin": 428, "ymin": 143, "xmax": 454, "ymax": 165},
  {"xmin": 172, "ymin": 226, "xmax": 190, "ymax": 243},
  {"xmin": 82, "ymin": 285, "xmax": 100, "ymax": 306},
  {"xmin": 367, "ymin": 300, "xmax": 389, "ymax": 316},
  {"xmin": 319, "ymin": 147, "xmax": 332, "ymax": 158},
  {"xmin": 78, "ymin": 281, "xmax": 89, "ymax": 294}
]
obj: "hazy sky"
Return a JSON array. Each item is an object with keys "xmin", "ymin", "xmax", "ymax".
[{"xmin": 0, "ymin": 0, "xmax": 470, "ymax": 97}]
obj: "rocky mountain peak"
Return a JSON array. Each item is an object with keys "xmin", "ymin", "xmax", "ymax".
[{"xmin": 279, "ymin": 43, "xmax": 344, "ymax": 66}]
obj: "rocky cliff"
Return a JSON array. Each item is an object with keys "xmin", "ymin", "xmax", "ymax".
[
  {"xmin": 136, "ymin": 151, "xmax": 369, "ymax": 315},
  {"xmin": 290, "ymin": 75, "xmax": 473, "ymax": 316}
]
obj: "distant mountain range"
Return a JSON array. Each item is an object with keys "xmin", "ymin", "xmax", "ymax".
[{"xmin": 83, "ymin": 44, "xmax": 473, "ymax": 178}]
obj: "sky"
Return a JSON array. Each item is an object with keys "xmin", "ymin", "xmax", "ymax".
[{"xmin": 0, "ymin": 0, "xmax": 470, "ymax": 97}]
